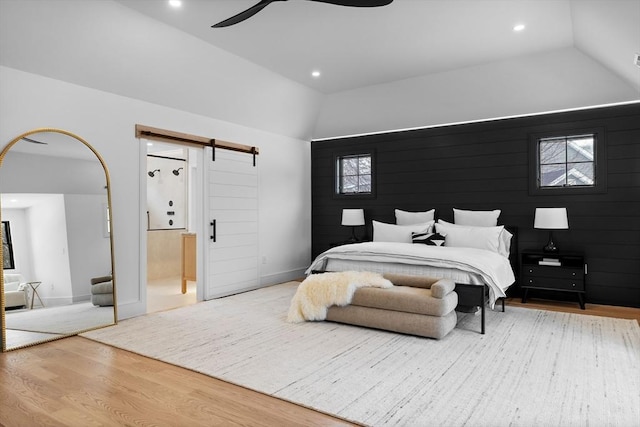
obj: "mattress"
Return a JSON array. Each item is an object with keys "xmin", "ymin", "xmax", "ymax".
[{"xmin": 307, "ymin": 242, "xmax": 515, "ymax": 307}]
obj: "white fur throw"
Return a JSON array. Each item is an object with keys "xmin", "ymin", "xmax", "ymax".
[{"xmin": 287, "ymin": 271, "xmax": 393, "ymax": 323}]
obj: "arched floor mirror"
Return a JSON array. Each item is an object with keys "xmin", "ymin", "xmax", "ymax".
[{"xmin": 0, "ymin": 128, "xmax": 117, "ymax": 352}]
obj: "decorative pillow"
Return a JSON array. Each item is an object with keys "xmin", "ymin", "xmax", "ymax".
[
  {"xmin": 435, "ymin": 220, "xmax": 505, "ymax": 255},
  {"xmin": 439, "ymin": 219, "xmax": 513, "ymax": 257},
  {"xmin": 412, "ymin": 231, "xmax": 446, "ymax": 246},
  {"xmin": 373, "ymin": 220, "xmax": 434, "ymax": 243},
  {"xmin": 395, "ymin": 209, "xmax": 435, "ymax": 225},
  {"xmin": 453, "ymin": 208, "xmax": 501, "ymax": 227}
]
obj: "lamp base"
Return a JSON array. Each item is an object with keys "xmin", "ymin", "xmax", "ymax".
[
  {"xmin": 543, "ymin": 231, "xmax": 559, "ymax": 253},
  {"xmin": 347, "ymin": 226, "xmax": 360, "ymax": 243}
]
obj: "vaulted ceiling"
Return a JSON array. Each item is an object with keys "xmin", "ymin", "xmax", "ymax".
[
  {"xmin": 116, "ymin": 0, "xmax": 639, "ymax": 94},
  {"xmin": 1, "ymin": 0, "xmax": 638, "ymax": 140}
]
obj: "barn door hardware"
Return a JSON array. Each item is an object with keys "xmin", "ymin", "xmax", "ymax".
[
  {"xmin": 210, "ymin": 219, "xmax": 216, "ymax": 242},
  {"xmin": 135, "ymin": 125, "xmax": 260, "ymax": 165}
]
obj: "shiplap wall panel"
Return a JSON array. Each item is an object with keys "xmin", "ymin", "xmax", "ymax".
[{"xmin": 311, "ymin": 104, "xmax": 640, "ymax": 307}]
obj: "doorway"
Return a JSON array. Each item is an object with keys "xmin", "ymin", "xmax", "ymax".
[{"xmin": 145, "ymin": 141, "xmax": 200, "ymax": 313}]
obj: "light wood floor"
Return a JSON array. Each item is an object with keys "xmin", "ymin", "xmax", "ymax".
[
  {"xmin": 0, "ymin": 336, "xmax": 354, "ymax": 427},
  {"xmin": 505, "ymin": 297, "xmax": 640, "ymax": 323},
  {"xmin": 2, "ymin": 298, "xmax": 638, "ymax": 426}
]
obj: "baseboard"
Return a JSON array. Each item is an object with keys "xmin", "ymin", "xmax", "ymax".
[
  {"xmin": 260, "ymin": 268, "xmax": 306, "ymax": 287},
  {"xmin": 72, "ymin": 294, "xmax": 91, "ymax": 303},
  {"xmin": 42, "ymin": 296, "xmax": 74, "ymax": 307}
]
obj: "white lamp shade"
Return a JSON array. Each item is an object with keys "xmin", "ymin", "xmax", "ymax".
[
  {"xmin": 534, "ymin": 208, "xmax": 569, "ymax": 229},
  {"xmin": 342, "ymin": 209, "xmax": 365, "ymax": 226}
]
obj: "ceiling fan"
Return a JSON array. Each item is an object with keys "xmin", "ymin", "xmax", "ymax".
[{"xmin": 212, "ymin": 0, "xmax": 394, "ymax": 28}]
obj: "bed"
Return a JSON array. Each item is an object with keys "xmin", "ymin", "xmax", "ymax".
[{"xmin": 306, "ymin": 209, "xmax": 518, "ymax": 334}]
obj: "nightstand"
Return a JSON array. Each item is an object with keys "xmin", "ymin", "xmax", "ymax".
[{"xmin": 520, "ymin": 250, "xmax": 586, "ymax": 309}]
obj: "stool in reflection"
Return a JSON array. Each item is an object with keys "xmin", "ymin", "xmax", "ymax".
[{"xmin": 26, "ymin": 281, "xmax": 44, "ymax": 309}]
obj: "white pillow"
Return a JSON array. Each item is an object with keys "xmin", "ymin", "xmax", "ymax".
[
  {"xmin": 453, "ymin": 208, "xmax": 501, "ymax": 227},
  {"xmin": 498, "ymin": 228, "xmax": 513, "ymax": 258},
  {"xmin": 395, "ymin": 209, "xmax": 435, "ymax": 225},
  {"xmin": 436, "ymin": 220, "xmax": 506, "ymax": 255},
  {"xmin": 373, "ymin": 220, "xmax": 434, "ymax": 243}
]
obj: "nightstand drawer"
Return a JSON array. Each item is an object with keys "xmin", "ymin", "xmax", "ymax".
[
  {"xmin": 522, "ymin": 265, "xmax": 582, "ymax": 279},
  {"xmin": 521, "ymin": 276, "xmax": 584, "ymax": 291}
]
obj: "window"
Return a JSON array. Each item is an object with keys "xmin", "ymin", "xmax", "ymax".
[
  {"xmin": 2, "ymin": 221, "xmax": 15, "ymax": 270},
  {"xmin": 539, "ymin": 134, "xmax": 595, "ymax": 188},
  {"xmin": 529, "ymin": 128, "xmax": 606, "ymax": 195},
  {"xmin": 336, "ymin": 153, "xmax": 373, "ymax": 196}
]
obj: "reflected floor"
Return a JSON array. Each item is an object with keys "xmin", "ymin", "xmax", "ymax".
[
  {"xmin": 5, "ymin": 303, "xmax": 115, "ymax": 334},
  {"xmin": 147, "ymin": 277, "xmax": 197, "ymax": 314},
  {"xmin": 4, "ymin": 302, "xmax": 115, "ymax": 351}
]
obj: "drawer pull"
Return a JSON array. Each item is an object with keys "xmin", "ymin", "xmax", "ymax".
[
  {"xmin": 529, "ymin": 269, "xmax": 533, "ymax": 273},
  {"xmin": 572, "ymin": 283, "xmax": 576, "ymax": 287},
  {"xmin": 529, "ymin": 279, "xmax": 533, "ymax": 283}
]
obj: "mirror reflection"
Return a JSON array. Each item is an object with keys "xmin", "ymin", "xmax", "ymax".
[{"xmin": 1, "ymin": 129, "xmax": 116, "ymax": 351}]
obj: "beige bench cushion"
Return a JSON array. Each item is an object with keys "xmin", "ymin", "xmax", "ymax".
[
  {"xmin": 350, "ymin": 285, "xmax": 458, "ymax": 317},
  {"xmin": 327, "ymin": 305, "xmax": 457, "ymax": 339}
]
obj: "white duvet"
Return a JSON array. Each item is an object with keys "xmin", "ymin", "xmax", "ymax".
[{"xmin": 306, "ymin": 242, "xmax": 516, "ymax": 307}]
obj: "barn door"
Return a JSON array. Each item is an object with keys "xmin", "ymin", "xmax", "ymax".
[{"xmin": 203, "ymin": 146, "xmax": 259, "ymax": 299}]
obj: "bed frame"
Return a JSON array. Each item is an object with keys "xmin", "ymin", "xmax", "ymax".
[
  {"xmin": 454, "ymin": 284, "xmax": 505, "ymax": 334},
  {"xmin": 454, "ymin": 226, "xmax": 518, "ymax": 334}
]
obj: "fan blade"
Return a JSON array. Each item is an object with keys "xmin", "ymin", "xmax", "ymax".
[
  {"xmin": 308, "ymin": 0, "xmax": 393, "ymax": 6},
  {"xmin": 22, "ymin": 137, "xmax": 47, "ymax": 145},
  {"xmin": 212, "ymin": 0, "xmax": 284, "ymax": 28}
]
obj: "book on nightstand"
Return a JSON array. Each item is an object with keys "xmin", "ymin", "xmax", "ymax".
[{"xmin": 539, "ymin": 258, "xmax": 561, "ymax": 266}]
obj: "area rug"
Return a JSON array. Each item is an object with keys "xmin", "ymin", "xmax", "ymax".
[
  {"xmin": 81, "ymin": 282, "xmax": 640, "ymax": 426},
  {"xmin": 5, "ymin": 302, "xmax": 115, "ymax": 334}
]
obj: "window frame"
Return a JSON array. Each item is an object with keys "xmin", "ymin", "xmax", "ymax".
[
  {"xmin": 528, "ymin": 127, "xmax": 607, "ymax": 195},
  {"xmin": 334, "ymin": 150, "xmax": 376, "ymax": 199}
]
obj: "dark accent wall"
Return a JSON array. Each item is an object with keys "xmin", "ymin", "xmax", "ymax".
[{"xmin": 311, "ymin": 103, "xmax": 640, "ymax": 308}]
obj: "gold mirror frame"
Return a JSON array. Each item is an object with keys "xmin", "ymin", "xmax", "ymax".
[{"xmin": 0, "ymin": 128, "xmax": 117, "ymax": 352}]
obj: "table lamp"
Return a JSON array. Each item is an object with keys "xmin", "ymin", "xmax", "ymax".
[
  {"xmin": 342, "ymin": 209, "xmax": 365, "ymax": 242},
  {"xmin": 534, "ymin": 207, "xmax": 569, "ymax": 253}
]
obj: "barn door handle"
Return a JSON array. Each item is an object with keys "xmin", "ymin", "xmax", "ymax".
[{"xmin": 210, "ymin": 219, "xmax": 216, "ymax": 242}]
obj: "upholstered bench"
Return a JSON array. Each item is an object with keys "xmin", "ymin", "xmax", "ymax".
[{"xmin": 326, "ymin": 274, "xmax": 458, "ymax": 339}]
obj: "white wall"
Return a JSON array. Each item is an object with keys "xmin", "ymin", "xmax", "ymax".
[
  {"xmin": 0, "ymin": 0, "xmax": 323, "ymax": 142},
  {"xmin": 27, "ymin": 195, "xmax": 73, "ymax": 306},
  {"xmin": 2, "ymin": 194, "xmax": 111, "ymax": 304},
  {"xmin": 65, "ymin": 194, "xmax": 112, "ymax": 302},
  {"xmin": 0, "ymin": 66, "xmax": 312, "ymax": 319},
  {"xmin": 1, "ymin": 151, "xmax": 106, "ymax": 194},
  {"xmin": 313, "ymin": 47, "xmax": 640, "ymax": 139}
]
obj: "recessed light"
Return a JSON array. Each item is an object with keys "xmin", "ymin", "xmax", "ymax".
[
  {"xmin": 311, "ymin": 70, "xmax": 321, "ymax": 78},
  {"xmin": 513, "ymin": 24, "xmax": 525, "ymax": 32},
  {"xmin": 169, "ymin": 0, "xmax": 182, "ymax": 8}
]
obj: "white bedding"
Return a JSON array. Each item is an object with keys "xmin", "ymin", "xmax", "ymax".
[{"xmin": 306, "ymin": 242, "xmax": 516, "ymax": 307}]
